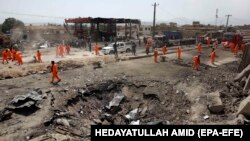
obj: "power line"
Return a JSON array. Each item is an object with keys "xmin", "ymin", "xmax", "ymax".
[{"xmin": 0, "ymin": 11, "xmax": 67, "ymax": 19}]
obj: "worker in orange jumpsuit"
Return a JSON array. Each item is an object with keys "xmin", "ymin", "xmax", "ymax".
[
  {"xmin": 177, "ymin": 47, "xmax": 182, "ymax": 60},
  {"xmin": 50, "ymin": 61, "xmax": 61, "ymax": 83},
  {"xmin": 193, "ymin": 55, "xmax": 200, "ymax": 71},
  {"xmin": 63, "ymin": 45, "xmax": 66, "ymax": 55},
  {"xmin": 37, "ymin": 50, "xmax": 42, "ymax": 63},
  {"xmin": 234, "ymin": 45, "xmax": 239, "ymax": 57},
  {"xmin": 210, "ymin": 48, "xmax": 216, "ymax": 64},
  {"xmin": 15, "ymin": 52, "xmax": 23, "ymax": 65},
  {"xmin": 11, "ymin": 48, "xmax": 16, "ymax": 61},
  {"xmin": 95, "ymin": 43, "xmax": 100, "ymax": 55},
  {"xmin": 162, "ymin": 44, "xmax": 167, "ymax": 55},
  {"xmin": 197, "ymin": 43, "xmax": 202, "ymax": 53},
  {"xmin": 223, "ymin": 41, "xmax": 228, "ymax": 50},
  {"xmin": 2, "ymin": 50, "xmax": 8, "ymax": 64},
  {"xmin": 154, "ymin": 48, "xmax": 158, "ymax": 63},
  {"xmin": 6, "ymin": 49, "xmax": 12, "ymax": 60},
  {"xmin": 229, "ymin": 42, "xmax": 235, "ymax": 53},
  {"xmin": 59, "ymin": 45, "xmax": 64, "ymax": 57},
  {"xmin": 207, "ymin": 38, "xmax": 211, "ymax": 47}
]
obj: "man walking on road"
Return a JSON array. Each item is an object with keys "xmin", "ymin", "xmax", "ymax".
[
  {"xmin": 131, "ymin": 41, "xmax": 136, "ymax": 56},
  {"xmin": 50, "ymin": 61, "xmax": 61, "ymax": 83}
]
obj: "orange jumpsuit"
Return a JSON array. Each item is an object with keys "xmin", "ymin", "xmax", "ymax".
[
  {"xmin": 51, "ymin": 64, "xmax": 61, "ymax": 82},
  {"xmin": 15, "ymin": 52, "xmax": 23, "ymax": 65},
  {"xmin": 59, "ymin": 45, "xmax": 64, "ymax": 57},
  {"xmin": 207, "ymin": 39, "xmax": 211, "ymax": 47},
  {"xmin": 95, "ymin": 44, "xmax": 99, "ymax": 55},
  {"xmin": 193, "ymin": 56, "xmax": 200, "ymax": 70},
  {"xmin": 197, "ymin": 44, "xmax": 202, "ymax": 53},
  {"xmin": 177, "ymin": 47, "xmax": 181, "ymax": 59},
  {"xmin": 2, "ymin": 51, "xmax": 8, "ymax": 64},
  {"xmin": 37, "ymin": 51, "xmax": 42, "ymax": 63},
  {"xmin": 229, "ymin": 42, "xmax": 235, "ymax": 53},
  {"xmin": 162, "ymin": 46, "xmax": 167, "ymax": 55},
  {"xmin": 154, "ymin": 49, "xmax": 158, "ymax": 63},
  {"xmin": 210, "ymin": 51, "xmax": 216, "ymax": 64},
  {"xmin": 7, "ymin": 49, "xmax": 12, "ymax": 60}
]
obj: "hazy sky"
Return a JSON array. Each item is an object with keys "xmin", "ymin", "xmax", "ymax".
[{"xmin": 0, "ymin": 0, "xmax": 249, "ymax": 25}]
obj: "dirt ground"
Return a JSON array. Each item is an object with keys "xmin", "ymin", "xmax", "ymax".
[{"xmin": 0, "ymin": 45, "xmax": 245, "ymax": 141}]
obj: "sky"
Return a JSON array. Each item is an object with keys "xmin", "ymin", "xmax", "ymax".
[{"xmin": 0, "ymin": 0, "xmax": 249, "ymax": 25}]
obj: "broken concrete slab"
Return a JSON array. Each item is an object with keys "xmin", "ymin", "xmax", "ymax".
[
  {"xmin": 105, "ymin": 92, "xmax": 125, "ymax": 110},
  {"xmin": 6, "ymin": 89, "xmax": 43, "ymax": 110},
  {"xmin": 237, "ymin": 95, "xmax": 250, "ymax": 118},
  {"xmin": 125, "ymin": 108, "xmax": 141, "ymax": 121},
  {"xmin": 0, "ymin": 109, "xmax": 12, "ymax": 122},
  {"xmin": 207, "ymin": 91, "xmax": 224, "ymax": 114}
]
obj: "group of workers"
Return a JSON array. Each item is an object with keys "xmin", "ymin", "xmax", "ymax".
[
  {"xmin": 56, "ymin": 44, "xmax": 71, "ymax": 57},
  {"xmin": 1, "ymin": 48, "xmax": 23, "ymax": 65},
  {"xmin": 147, "ymin": 37, "xmax": 246, "ymax": 71}
]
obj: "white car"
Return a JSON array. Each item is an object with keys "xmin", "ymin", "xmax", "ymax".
[{"xmin": 101, "ymin": 42, "xmax": 132, "ymax": 55}]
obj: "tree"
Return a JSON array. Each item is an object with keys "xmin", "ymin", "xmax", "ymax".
[{"xmin": 1, "ymin": 18, "xmax": 24, "ymax": 34}]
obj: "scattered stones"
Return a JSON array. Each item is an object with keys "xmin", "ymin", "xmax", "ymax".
[
  {"xmin": 203, "ymin": 115, "xmax": 209, "ymax": 120},
  {"xmin": 56, "ymin": 118, "xmax": 70, "ymax": 127},
  {"xmin": 0, "ymin": 109, "xmax": 12, "ymax": 121}
]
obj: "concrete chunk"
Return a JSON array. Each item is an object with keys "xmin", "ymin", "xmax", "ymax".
[
  {"xmin": 207, "ymin": 91, "xmax": 224, "ymax": 114},
  {"xmin": 237, "ymin": 95, "xmax": 250, "ymax": 118}
]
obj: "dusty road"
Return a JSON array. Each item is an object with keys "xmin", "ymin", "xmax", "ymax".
[{"xmin": 0, "ymin": 45, "xmax": 244, "ymax": 140}]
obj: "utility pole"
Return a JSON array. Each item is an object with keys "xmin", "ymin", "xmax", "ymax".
[
  {"xmin": 152, "ymin": 2, "xmax": 159, "ymax": 38},
  {"xmin": 215, "ymin": 9, "xmax": 218, "ymax": 26},
  {"xmin": 225, "ymin": 14, "xmax": 232, "ymax": 31}
]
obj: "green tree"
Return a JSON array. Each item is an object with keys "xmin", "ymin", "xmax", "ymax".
[{"xmin": 1, "ymin": 18, "xmax": 24, "ymax": 34}]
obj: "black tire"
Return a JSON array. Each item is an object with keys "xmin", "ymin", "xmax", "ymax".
[
  {"xmin": 126, "ymin": 48, "xmax": 131, "ymax": 53},
  {"xmin": 109, "ymin": 50, "xmax": 114, "ymax": 54}
]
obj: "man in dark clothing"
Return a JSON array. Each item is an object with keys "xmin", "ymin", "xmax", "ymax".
[
  {"xmin": 113, "ymin": 41, "xmax": 118, "ymax": 58},
  {"xmin": 131, "ymin": 41, "xmax": 136, "ymax": 56}
]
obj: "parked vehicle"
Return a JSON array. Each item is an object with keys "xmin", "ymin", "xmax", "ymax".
[
  {"xmin": 198, "ymin": 31, "xmax": 223, "ymax": 44},
  {"xmin": 101, "ymin": 42, "xmax": 132, "ymax": 55}
]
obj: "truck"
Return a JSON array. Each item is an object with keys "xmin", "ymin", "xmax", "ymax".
[
  {"xmin": 101, "ymin": 42, "xmax": 132, "ymax": 55},
  {"xmin": 154, "ymin": 31, "xmax": 196, "ymax": 47}
]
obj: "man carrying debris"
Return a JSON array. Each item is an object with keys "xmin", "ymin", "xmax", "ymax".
[
  {"xmin": 2, "ymin": 50, "xmax": 8, "ymax": 64},
  {"xmin": 177, "ymin": 46, "xmax": 182, "ymax": 60},
  {"xmin": 193, "ymin": 55, "xmax": 200, "ymax": 70},
  {"xmin": 50, "ymin": 61, "xmax": 61, "ymax": 83},
  {"xmin": 37, "ymin": 50, "xmax": 42, "ymax": 63},
  {"xmin": 210, "ymin": 48, "xmax": 216, "ymax": 64},
  {"xmin": 162, "ymin": 44, "xmax": 167, "ymax": 55},
  {"xmin": 154, "ymin": 48, "xmax": 158, "ymax": 63}
]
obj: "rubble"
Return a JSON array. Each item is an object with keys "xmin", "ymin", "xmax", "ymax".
[
  {"xmin": 105, "ymin": 92, "xmax": 125, "ymax": 110},
  {"xmin": 207, "ymin": 91, "xmax": 224, "ymax": 114},
  {"xmin": 237, "ymin": 95, "xmax": 250, "ymax": 118},
  {"xmin": 6, "ymin": 89, "xmax": 43, "ymax": 110},
  {"xmin": 0, "ymin": 109, "xmax": 12, "ymax": 122}
]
